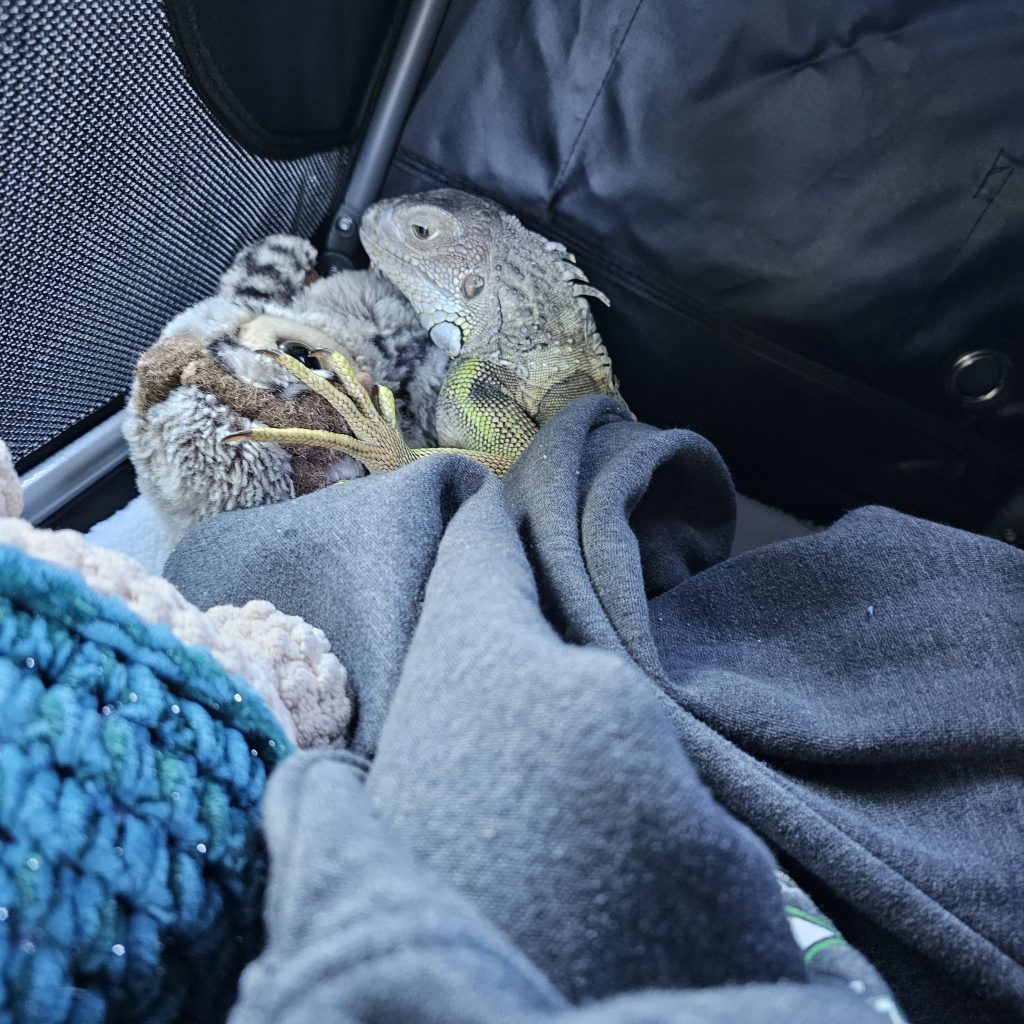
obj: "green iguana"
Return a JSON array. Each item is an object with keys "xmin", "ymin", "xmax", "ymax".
[{"xmin": 226, "ymin": 189, "xmax": 626, "ymax": 476}]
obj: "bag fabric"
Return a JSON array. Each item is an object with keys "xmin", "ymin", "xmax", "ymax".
[
  {"xmin": 166, "ymin": 398, "xmax": 1024, "ymax": 1023},
  {"xmin": 0, "ymin": 0, "xmax": 346, "ymax": 469},
  {"xmin": 385, "ymin": 0, "xmax": 1024, "ymax": 540},
  {"xmin": 163, "ymin": 0, "xmax": 408, "ymax": 157}
]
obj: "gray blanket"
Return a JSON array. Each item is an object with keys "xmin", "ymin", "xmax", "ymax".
[{"xmin": 166, "ymin": 397, "xmax": 1024, "ymax": 1024}]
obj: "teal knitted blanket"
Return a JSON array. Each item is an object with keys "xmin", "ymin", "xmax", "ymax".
[{"xmin": 0, "ymin": 544, "xmax": 291, "ymax": 1023}]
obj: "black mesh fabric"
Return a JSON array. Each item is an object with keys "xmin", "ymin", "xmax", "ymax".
[
  {"xmin": 386, "ymin": 0, "xmax": 1024, "ymax": 539},
  {"xmin": 0, "ymin": 0, "xmax": 347, "ymax": 466}
]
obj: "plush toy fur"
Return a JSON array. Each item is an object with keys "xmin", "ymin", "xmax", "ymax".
[
  {"xmin": 125, "ymin": 235, "xmax": 447, "ymax": 542},
  {"xmin": 0, "ymin": 439, "xmax": 21, "ymax": 518}
]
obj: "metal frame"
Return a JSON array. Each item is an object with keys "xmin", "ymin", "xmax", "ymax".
[
  {"xmin": 19, "ymin": 411, "xmax": 128, "ymax": 524},
  {"xmin": 321, "ymin": 0, "xmax": 452, "ymax": 272}
]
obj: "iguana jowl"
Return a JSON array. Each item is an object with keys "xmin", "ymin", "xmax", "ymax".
[{"xmin": 227, "ymin": 189, "xmax": 626, "ymax": 476}]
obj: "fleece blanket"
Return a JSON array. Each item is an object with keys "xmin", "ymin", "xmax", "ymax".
[{"xmin": 165, "ymin": 396, "xmax": 1024, "ymax": 1024}]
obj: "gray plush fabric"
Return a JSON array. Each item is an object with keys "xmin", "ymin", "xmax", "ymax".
[
  {"xmin": 125, "ymin": 385, "xmax": 297, "ymax": 543},
  {"xmin": 165, "ymin": 394, "xmax": 1024, "ymax": 1022}
]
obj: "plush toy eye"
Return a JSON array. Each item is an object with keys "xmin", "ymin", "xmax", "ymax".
[
  {"xmin": 411, "ymin": 223, "xmax": 433, "ymax": 240},
  {"xmin": 279, "ymin": 342, "xmax": 321, "ymax": 370},
  {"xmin": 461, "ymin": 273, "xmax": 485, "ymax": 299}
]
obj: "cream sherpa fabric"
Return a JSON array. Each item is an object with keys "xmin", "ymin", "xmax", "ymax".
[
  {"xmin": 203, "ymin": 603, "xmax": 349, "ymax": 749},
  {"xmin": 0, "ymin": 479, "xmax": 351, "ymax": 748},
  {"xmin": 0, "ymin": 440, "xmax": 21, "ymax": 519}
]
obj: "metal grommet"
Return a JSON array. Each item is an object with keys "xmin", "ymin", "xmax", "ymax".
[{"xmin": 947, "ymin": 350, "xmax": 1013, "ymax": 408}]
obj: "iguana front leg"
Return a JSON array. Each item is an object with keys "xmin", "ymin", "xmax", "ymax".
[
  {"xmin": 434, "ymin": 358, "xmax": 539, "ymax": 466},
  {"xmin": 225, "ymin": 350, "xmax": 517, "ymax": 476}
]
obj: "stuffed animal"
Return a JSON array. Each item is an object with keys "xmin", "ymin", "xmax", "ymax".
[{"xmin": 125, "ymin": 235, "xmax": 447, "ymax": 543}]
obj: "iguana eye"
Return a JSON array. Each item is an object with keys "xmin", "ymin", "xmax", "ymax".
[
  {"xmin": 411, "ymin": 223, "xmax": 433, "ymax": 240},
  {"xmin": 461, "ymin": 273, "xmax": 485, "ymax": 299},
  {"xmin": 278, "ymin": 342, "xmax": 321, "ymax": 370}
]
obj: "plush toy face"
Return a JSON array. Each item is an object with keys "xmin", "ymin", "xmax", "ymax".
[{"xmin": 130, "ymin": 327, "xmax": 363, "ymax": 509}]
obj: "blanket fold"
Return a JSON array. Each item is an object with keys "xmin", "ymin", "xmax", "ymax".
[{"xmin": 166, "ymin": 397, "xmax": 1024, "ymax": 1024}]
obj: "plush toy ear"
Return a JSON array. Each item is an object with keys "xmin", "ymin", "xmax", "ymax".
[
  {"xmin": 217, "ymin": 235, "xmax": 319, "ymax": 305},
  {"xmin": 131, "ymin": 332, "xmax": 210, "ymax": 414},
  {"xmin": 0, "ymin": 439, "xmax": 23, "ymax": 519}
]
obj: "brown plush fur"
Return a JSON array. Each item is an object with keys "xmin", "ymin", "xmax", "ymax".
[{"xmin": 132, "ymin": 332, "xmax": 354, "ymax": 496}]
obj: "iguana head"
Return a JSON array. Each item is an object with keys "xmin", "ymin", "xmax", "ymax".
[{"xmin": 359, "ymin": 188, "xmax": 609, "ymax": 359}]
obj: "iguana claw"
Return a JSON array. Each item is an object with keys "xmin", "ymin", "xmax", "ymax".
[{"xmin": 224, "ymin": 348, "xmax": 417, "ymax": 474}]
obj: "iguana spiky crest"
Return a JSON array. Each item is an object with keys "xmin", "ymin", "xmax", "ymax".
[{"xmin": 359, "ymin": 189, "xmax": 621, "ymax": 419}]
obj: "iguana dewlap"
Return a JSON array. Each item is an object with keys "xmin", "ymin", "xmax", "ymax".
[{"xmin": 228, "ymin": 189, "xmax": 626, "ymax": 476}]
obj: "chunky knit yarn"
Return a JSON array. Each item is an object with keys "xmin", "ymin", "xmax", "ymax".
[
  {"xmin": 0, "ymin": 518, "xmax": 352, "ymax": 750},
  {"xmin": 0, "ymin": 543, "xmax": 291, "ymax": 1023}
]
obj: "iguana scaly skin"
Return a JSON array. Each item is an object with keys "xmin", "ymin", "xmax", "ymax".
[{"xmin": 228, "ymin": 189, "xmax": 625, "ymax": 476}]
